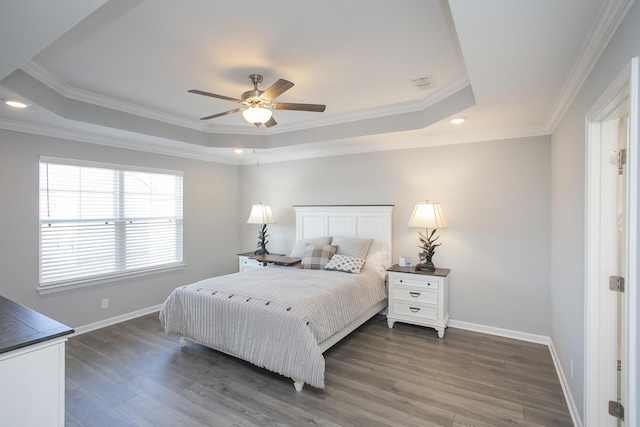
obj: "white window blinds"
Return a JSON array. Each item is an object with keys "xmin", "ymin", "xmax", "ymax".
[{"xmin": 39, "ymin": 157, "xmax": 183, "ymax": 287}]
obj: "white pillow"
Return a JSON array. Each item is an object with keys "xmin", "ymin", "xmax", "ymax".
[
  {"xmin": 332, "ymin": 235, "xmax": 374, "ymax": 259},
  {"xmin": 363, "ymin": 251, "xmax": 391, "ymax": 278},
  {"xmin": 289, "ymin": 236, "xmax": 332, "ymax": 258},
  {"xmin": 324, "ymin": 254, "xmax": 366, "ymax": 274}
]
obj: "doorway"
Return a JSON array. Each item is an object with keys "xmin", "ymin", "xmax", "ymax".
[{"xmin": 585, "ymin": 58, "xmax": 638, "ymax": 427}]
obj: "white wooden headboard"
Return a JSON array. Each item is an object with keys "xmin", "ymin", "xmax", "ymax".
[{"xmin": 294, "ymin": 205, "xmax": 393, "ymax": 260}]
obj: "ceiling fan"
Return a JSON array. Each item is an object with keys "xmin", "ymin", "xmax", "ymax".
[{"xmin": 189, "ymin": 74, "xmax": 326, "ymax": 127}]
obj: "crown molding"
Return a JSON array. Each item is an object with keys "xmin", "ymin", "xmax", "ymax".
[
  {"xmin": 0, "ymin": 112, "xmax": 548, "ymax": 167},
  {"xmin": 545, "ymin": 0, "xmax": 635, "ymax": 131},
  {"xmin": 0, "ymin": 118, "xmax": 239, "ymax": 165}
]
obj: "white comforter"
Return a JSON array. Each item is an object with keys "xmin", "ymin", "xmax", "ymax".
[{"xmin": 159, "ymin": 267, "xmax": 386, "ymax": 389}]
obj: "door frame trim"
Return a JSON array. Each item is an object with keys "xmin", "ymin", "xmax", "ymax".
[{"xmin": 585, "ymin": 57, "xmax": 638, "ymax": 427}]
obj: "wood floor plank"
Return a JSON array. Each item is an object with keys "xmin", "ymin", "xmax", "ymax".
[
  {"xmin": 66, "ymin": 384, "xmax": 137, "ymax": 427},
  {"xmin": 112, "ymin": 395, "xmax": 193, "ymax": 427},
  {"xmin": 121, "ymin": 375, "xmax": 223, "ymax": 427},
  {"xmin": 65, "ymin": 313, "xmax": 573, "ymax": 426},
  {"xmin": 325, "ymin": 367, "xmax": 456, "ymax": 426},
  {"xmin": 66, "ymin": 352, "xmax": 138, "ymax": 407}
]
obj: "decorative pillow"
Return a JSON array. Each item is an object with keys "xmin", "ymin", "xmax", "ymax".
[
  {"xmin": 300, "ymin": 244, "xmax": 337, "ymax": 269},
  {"xmin": 324, "ymin": 254, "xmax": 366, "ymax": 274},
  {"xmin": 290, "ymin": 236, "xmax": 333, "ymax": 258},
  {"xmin": 332, "ymin": 235, "xmax": 374, "ymax": 259}
]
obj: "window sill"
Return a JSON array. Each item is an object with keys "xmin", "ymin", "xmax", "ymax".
[{"xmin": 37, "ymin": 263, "xmax": 185, "ymax": 295}]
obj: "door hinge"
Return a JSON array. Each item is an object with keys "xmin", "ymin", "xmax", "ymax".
[
  {"xmin": 610, "ymin": 148, "xmax": 627, "ymax": 167},
  {"xmin": 608, "ymin": 400, "xmax": 625, "ymax": 421},
  {"xmin": 609, "ymin": 275, "xmax": 625, "ymax": 292}
]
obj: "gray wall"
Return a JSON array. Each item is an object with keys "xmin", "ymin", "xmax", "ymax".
[
  {"xmin": 0, "ymin": 129, "xmax": 240, "ymax": 328},
  {"xmin": 240, "ymin": 136, "xmax": 552, "ymax": 335},
  {"xmin": 550, "ymin": 1, "xmax": 640, "ymax": 419}
]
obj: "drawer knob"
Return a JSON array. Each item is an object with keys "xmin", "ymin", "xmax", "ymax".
[
  {"xmin": 409, "ymin": 307, "xmax": 420, "ymax": 313},
  {"xmin": 399, "ymin": 279, "xmax": 403, "ymax": 283},
  {"xmin": 409, "ymin": 292, "xmax": 421, "ymax": 298}
]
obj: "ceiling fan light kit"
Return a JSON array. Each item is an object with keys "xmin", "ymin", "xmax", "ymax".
[
  {"xmin": 189, "ymin": 74, "xmax": 326, "ymax": 128},
  {"xmin": 242, "ymin": 106, "xmax": 272, "ymax": 126}
]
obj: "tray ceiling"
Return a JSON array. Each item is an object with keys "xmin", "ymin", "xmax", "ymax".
[{"xmin": 0, "ymin": 0, "xmax": 625, "ymax": 164}]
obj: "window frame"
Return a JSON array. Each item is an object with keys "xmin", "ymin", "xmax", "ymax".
[{"xmin": 37, "ymin": 156, "xmax": 184, "ymax": 294}]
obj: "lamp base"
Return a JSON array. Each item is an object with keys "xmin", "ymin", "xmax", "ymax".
[
  {"xmin": 254, "ymin": 248, "xmax": 269, "ymax": 256},
  {"xmin": 414, "ymin": 261, "xmax": 435, "ymax": 272},
  {"xmin": 254, "ymin": 224, "xmax": 270, "ymax": 256}
]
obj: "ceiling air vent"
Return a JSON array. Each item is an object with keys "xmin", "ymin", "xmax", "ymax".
[{"xmin": 411, "ymin": 75, "xmax": 433, "ymax": 90}]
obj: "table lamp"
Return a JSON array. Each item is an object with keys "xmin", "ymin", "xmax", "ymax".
[
  {"xmin": 408, "ymin": 201, "xmax": 448, "ymax": 271},
  {"xmin": 247, "ymin": 203, "xmax": 275, "ymax": 255}
]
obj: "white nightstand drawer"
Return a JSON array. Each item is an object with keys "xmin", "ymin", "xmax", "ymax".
[
  {"xmin": 394, "ymin": 287, "xmax": 438, "ymax": 305},
  {"xmin": 392, "ymin": 301, "xmax": 438, "ymax": 321},
  {"xmin": 391, "ymin": 276, "xmax": 441, "ymax": 290},
  {"xmin": 238, "ymin": 255, "xmax": 266, "ymax": 272},
  {"xmin": 241, "ymin": 258, "xmax": 262, "ymax": 267}
]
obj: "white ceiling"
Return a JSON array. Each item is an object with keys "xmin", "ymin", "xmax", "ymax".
[{"xmin": 0, "ymin": 0, "xmax": 630, "ymax": 164}]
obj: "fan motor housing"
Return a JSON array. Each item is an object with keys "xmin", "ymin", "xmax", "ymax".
[{"xmin": 241, "ymin": 89, "xmax": 263, "ymax": 103}]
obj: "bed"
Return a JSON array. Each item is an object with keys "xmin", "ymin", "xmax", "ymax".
[{"xmin": 160, "ymin": 205, "xmax": 393, "ymax": 391}]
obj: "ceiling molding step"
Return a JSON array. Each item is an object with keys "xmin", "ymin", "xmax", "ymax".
[
  {"xmin": 20, "ymin": 60, "xmax": 221, "ymax": 134},
  {"xmin": 21, "ymin": 59, "xmax": 472, "ymax": 138},
  {"xmin": 0, "ymin": 118, "xmax": 239, "ymax": 165},
  {"xmin": 0, "ymin": 0, "xmax": 107, "ymax": 81},
  {"xmin": 0, "ymin": 111, "xmax": 548, "ymax": 167},
  {"xmin": 241, "ymin": 125, "xmax": 551, "ymax": 165},
  {"xmin": 545, "ymin": 0, "xmax": 636, "ymax": 131},
  {"xmin": 3, "ymin": 67, "xmax": 475, "ymax": 152}
]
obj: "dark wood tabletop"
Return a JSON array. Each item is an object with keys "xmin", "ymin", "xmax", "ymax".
[
  {"xmin": 386, "ymin": 264, "xmax": 451, "ymax": 277},
  {"xmin": 249, "ymin": 254, "xmax": 302, "ymax": 266},
  {"xmin": 0, "ymin": 295, "xmax": 74, "ymax": 354}
]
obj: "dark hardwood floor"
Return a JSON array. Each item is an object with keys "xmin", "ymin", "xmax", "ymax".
[{"xmin": 65, "ymin": 313, "xmax": 573, "ymax": 426}]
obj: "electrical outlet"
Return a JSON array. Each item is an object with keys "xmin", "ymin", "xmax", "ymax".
[
  {"xmin": 569, "ymin": 358, "xmax": 574, "ymax": 379},
  {"xmin": 101, "ymin": 298, "xmax": 109, "ymax": 309}
]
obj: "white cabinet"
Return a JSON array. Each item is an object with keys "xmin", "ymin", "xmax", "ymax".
[
  {"xmin": 0, "ymin": 338, "xmax": 68, "ymax": 426},
  {"xmin": 386, "ymin": 265, "xmax": 450, "ymax": 338}
]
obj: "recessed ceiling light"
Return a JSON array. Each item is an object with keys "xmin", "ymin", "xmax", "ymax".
[
  {"xmin": 450, "ymin": 117, "xmax": 466, "ymax": 124},
  {"xmin": 3, "ymin": 99, "xmax": 29, "ymax": 109},
  {"xmin": 234, "ymin": 148, "xmax": 243, "ymax": 154}
]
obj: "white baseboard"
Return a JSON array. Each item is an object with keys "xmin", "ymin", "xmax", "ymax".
[
  {"xmin": 70, "ymin": 304, "xmax": 162, "ymax": 336},
  {"xmin": 548, "ymin": 339, "xmax": 583, "ymax": 427},
  {"xmin": 449, "ymin": 319, "xmax": 581, "ymax": 427},
  {"xmin": 448, "ymin": 319, "xmax": 550, "ymax": 345}
]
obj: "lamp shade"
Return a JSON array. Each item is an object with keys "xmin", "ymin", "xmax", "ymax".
[
  {"xmin": 242, "ymin": 106, "xmax": 272, "ymax": 125},
  {"xmin": 408, "ymin": 202, "xmax": 447, "ymax": 229},
  {"xmin": 247, "ymin": 204, "xmax": 275, "ymax": 224}
]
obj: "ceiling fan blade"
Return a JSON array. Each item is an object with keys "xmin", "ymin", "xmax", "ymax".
[
  {"xmin": 261, "ymin": 79, "xmax": 294, "ymax": 101},
  {"xmin": 188, "ymin": 89, "xmax": 243, "ymax": 103},
  {"xmin": 199, "ymin": 108, "xmax": 244, "ymax": 120},
  {"xmin": 273, "ymin": 102, "xmax": 326, "ymax": 112},
  {"xmin": 264, "ymin": 117, "xmax": 277, "ymax": 127}
]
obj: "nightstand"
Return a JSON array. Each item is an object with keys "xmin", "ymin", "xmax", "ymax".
[{"xmin": 386, "ymin": 265, "xmax": 450, "ymax": 338}]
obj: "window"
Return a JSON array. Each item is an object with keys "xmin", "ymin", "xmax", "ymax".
[{"xmin": 39, "ymin": 157, "xmax": 183, "ymax": 291}]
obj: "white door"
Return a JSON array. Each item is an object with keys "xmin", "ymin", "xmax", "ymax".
[{"xmin": 585, "ymin": 57, "xmax": 638, "ymax": 427}]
